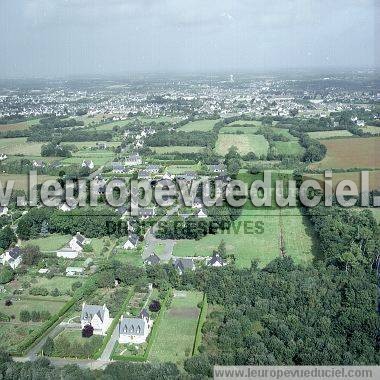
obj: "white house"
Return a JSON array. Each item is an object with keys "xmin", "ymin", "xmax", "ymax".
[
  {"xmin": 57, "ymin": 247, "xmax": 79, "ymax": 259},
  {"xmin": 0, "ymin": 153, "xmax": 7, "ymax": 161},
  {"xmin": 81, "ymin": 303, "xmax": 112, "ymax": 336},
  {"xmin": 69, "ymin": 232, "xmax": 89, "ymax": 252},
  {"xmin": 197, "ymin": 208, "xmax": 208, "ymax": 218},
  {"xmin": 82, "ymin": 160, "xmax": 94, "ymax": 170},
  {"xmin": 0, "ymin": 206, "xmax": 9, "ymax": 216},
  {"xmin": 59, "ymin": 203, "xmax": 76, "ymax": 212},
  {"xmin": 66, "ymin": 267, "xmax": 84, "ymax": 276},
  {"xmin": 118, "ymin": 309, "xmax": 152, "ymax": 344},
  {"xmin": 123, "ymin": 234, "xmax": 139, "ymax": 250},
  {"xmin": 0, "ymin": 247, "xmax": 22, "ymax": 269},
  {"xmin": 125, "ymin": 153, "xmax": 142, "ymax": 166},
  {"xmin": 207, "ymin": 251, "xmax": 226, "ymax": 267},
  {"xmin": 33, "ymin": 160, "xmax": 45, "ymax": 168}
]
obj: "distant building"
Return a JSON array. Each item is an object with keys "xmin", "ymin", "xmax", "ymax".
[
  {"xmin": 0, "ymin": 153, "xmax": 7, "ymax": 161},
  {"xmin": 144, "ymin": 253, "xmax": 160, "ymax": 266},
  {"xmin": 69, "ymin": 232, "xmax": 89, "ymax": 252},
  {"xmin": 123, "ymin": 234, "xmax": 139, "ymax": 250},
  {"xmin": 82, "ymin": 160, "xmax": 94, "ymax": 169},
  {"xmin": 0, "ymin": 206, "xmax": 8, "ymax": 216},
  {"xmin": 66, "ymin": 267, "xmax": 84, "ymax": 276},
  {"xmin": 57, "ymin": 247, "xmax": 79, "ymax": 259},
  {"xmin": 138, "ymin": 207, "xmax": 155, "ymax": 219},
  {"xmin": 125, "ymin": 153, "xmax": 142, "ymax": 166},
  {"xmin": 111, "ymin": 162, "xmax": 126, "ymax": 174},
  {"xmin": 207, "ymin": 251, "xmax": 226, "ymax": 267},
  {"xmin": 0, "ymin": 247, "xmax": 22, "ymax": 269},
  {"xmin": 33, "ymin": 160, "xmax": 45, "ymax": 168}
]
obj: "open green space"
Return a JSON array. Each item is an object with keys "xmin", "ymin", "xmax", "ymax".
[
  {"xmin": 226, "ymin": 120, "xmax": 263, "ymax": 127},
  {"xmin": 308, "ymin": 130, "xmax": 353, "ymax": 139},
  {"xmin": 178, "ymin": 119, "xmax": 219, "ymax": 132},
  {"xmin": 149, "ymin": 291, "xmax": 202, "ymax": 364},
  {"xmin": 22, "ymin": 234, "xmax": 71, "ymax": 251},
  {"xmin": 0, "ymin": 324, "xmax": 37, "ymax": 352},
  {"xmin": 0, "ymin": 173, "xmax": 58, "ymax": 191},
  {"xmin": 215, "ymin": 133, "xmax": 269, "ymax": 156},
  {"xmin": 360, "ymin": 125, "xmax": 380, "ymax": 135},
  {"xmin": 164, "ymin": 164, "xmax": 200, "ymax": 174},
  {"xmin": 0, "ymin": 137, "xmax": 43, "ymax": 155},
  {"xmin": 273, "ymin": 140, "xmax": 304, "ymax": 156}
]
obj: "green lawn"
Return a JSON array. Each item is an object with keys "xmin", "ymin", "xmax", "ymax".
[
  {"xmin": 0, "ymin": 137, "xmax": 43, "ymax": 155},
  {"xmin": 0, "ymin": 173, "xmax": 58, "ymax": 191},
  {"xmin": 2, "ymin": 298, "xmax": 66, "ymax": 322},
  {"xmin": 220, "ymin": 126, "xmax": 260, "ymax": 134},
  {"xmin": 226, "ymin": 120, "xmax": 263, "ymax": 127},
  {"xmin": 149, "ymin": 291, "xmax": 202, "ymax": 364},
  {"xmin": 273, "ymin": 141, "xmax": 304, "ymax": 156},
  {"xmin": 61, "ymin": 156, "xmax": 111, "ymax": 166},
  {"xmin": 215, "ymin": 134, "xmax": 269, "ymax": 156},
  {"xmin": 360, "ymin": 125, "xmax": 380, "ymax": 135},
  {"xmin": 0, "ymin": 324, "xmax": 37, "ymax": 352},
  {"xmin": 178, "ymin": 119, "xmax": 219, "ymax": 132},
  {"xmin": 22, "ymin": 234, "xmax": 71, "ymax": 251},
  {"xmin": 308, "ymin": 130, "xmax": 353, "ymax": 139},
  {"xmin": 31, "ymin": 276, "xmax": 80, "ymax": 293},
  {"xmin": 165, "ymin": 164, "xmax": 200, "ymax": 174}
]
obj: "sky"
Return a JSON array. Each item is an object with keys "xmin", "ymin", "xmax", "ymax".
[{"xmin": 0, "ymin": 0, "xmax": 378, "ymax": 78}]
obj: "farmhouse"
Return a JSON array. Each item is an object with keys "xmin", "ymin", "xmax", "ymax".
[
  {"xmin": 173, "ymin": 258, "xmax": 195, "ymax": 275},
  {"xmin": 32, "ymin": 160, "xmax": 45, "ymax": 168},
  {"xmin": 81, "ymin": 303, "xmax": 112, "ymax": 335},
  {"xmin": 118, "ymin": 309, "xmax": 152, "ymax": 344},
  {"xmin": 123, "ymin": 234, "xmax": 139, "ymax": 250},
  {"xmin": 138, "ymin": 207, "xmax": 155, "ymax": 219},
  {"xmin": 144, "ymin": 253, "xmax": 160, "ymax": 266},
  {"xmin": 207, "ymin": 251, "xmax": 226, "ymax": 267},
  {"xmin": 197, "ymin": 208, "xmax": 208, "ymax": 218},
  {"xmin": 0, "ymin": 247, "xmax": 22, "ymax": 269},
  {"xmin": 69, "ymin": 232, "xmax": 89, "ymax": 252},
  {"xmin": 0, "ymin": 206, "xmax": 8, "ymax": 216},
  {"xmin": 125, "ymin": 153, "xmax": 142, "ymax": 166},
  {"xmin": 66, "ymin": 267, "xmax": 84, "ymax": 276},
  {"xmin": 111, "ymin": 162, "xmax": 126, "ymax": 174},
  {"xmin": 146, "ymin": 164, "xmax": 160, "ymax": 174},
  {"xmin": 138, "ymin": 170, "xmax": 150, "ymax": 180},
  {"xmin": 209, "ymin": 163, "xmax": 226, "ymax": 173},
  {"xmin": 82, "ymin": 160, "xmax": 94, "ymax": 169}
]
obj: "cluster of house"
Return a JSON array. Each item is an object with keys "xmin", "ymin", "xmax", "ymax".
[
  {"xmin": 144, "ymin": 250, "xmax": 226, "ymax": 273},
  {"xmin": 81, "ymin": 303, "xmax": 153, "ymax": 344}
]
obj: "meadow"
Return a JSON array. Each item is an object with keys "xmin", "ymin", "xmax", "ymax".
[
  {"xmin": 149, "ymin": 291, "xmax": 202, "ymax": 364},
  {"xmin": 22, "ymin": 234, "xmax": 71, "ymax": 251},
  {"xmin": 0, "ymin": 137, "xmax": 43, "ymax": 155},
  {"xmin": 178, "ymin": 119, "xmax": 219, "ymax": 132},
  {"xmin": 360, "ymin": 125, "xmax": 380, "ymax": 135},
  {"xmin": 273, "ymin": 140, "xmax": 304, "ymax": 156},
  {"xmin": 311, "ymin": 137, "xmax": 380, "ymax": 169},
  {"xmin": 308, "ymin": 130, "xmax": 353, "ymax": 139},
  {"xmin": 215, "ymin": 133, "xmax": 269, "ymax": 156},
  {"xmin": 0, "ymin": 173, "xmax": 58, "ymax": 191},
  {"xmin": 0, "ymin": 118, "xmax": 40, "ymax": 131}
]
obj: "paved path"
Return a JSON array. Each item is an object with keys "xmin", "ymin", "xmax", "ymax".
[
  {"xmin": 99, "ymin": 322, "xmax": 119, "ymax": 361},
  {"xmin": 142, "ymin": 206, "xmax": 179, "ymax": 262}
]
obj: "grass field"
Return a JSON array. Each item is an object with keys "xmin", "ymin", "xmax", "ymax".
[
  {"xmin": 0, "ymin": 173, "xmax": 58, "ymax": 191},
  {"xmin": 164, "ymin": 164, "xmax": 200, "ymax": 174},
  {"xmin": 149, "ymin": 291, "xmax": 202, "ymax": 364},
  {"xmin": 0, "ymin": 324, "xmax": 37, "ymax": 352},
  {"xmin": 173, "ymin": 208, "xmax": 314, "ymax": 268},
  {"xmin": 226, "ymin": 120, "xmax": 263, "ymax": 127},
  {"xmin": 31, "ymin": 276, "xmax": 80, "ymax": 293},
  {"xmin": 61, "ymin": 156, "xmax": 112, "ymax": 166},
  {"xmin": 220, "ymin": 126, "xmax": 260, "ymax": 134},
  {"xmin": 360, "ymin": 125, "xmax": 380, "ymax": 135},
  {"xmin": 22, "ymin": 234, "xmax": 71, "ymax": 251},
  {"xmin": 69, "ymin": 141, "xmax": 121, "ymax": 149},
  {"xmin": 273, "ymin": 141, "xmax": 304, "ymax": 156},
  {"xmin": 308, "ymin": 130, "xmax": 353, "ymax": 139},
  {"xmin": 215, "ymin": 134, "xmax": 269, "ymax": 156},
  {"xmin": 2, "ymin": 297, "xmax": 66, "ymax": 322},
  {"xmin": 178, "ymin": 119, "xmax": 219, "ymax": 132},
  {"xmin": 304, "ymin": 170, "xmax": 380, "ymax": 193},
  {"xmin": 0, "ymin": 118, "xmax": 40, "ymax": 131},
  {"xmin": 371, "ymin": 208, "xmax": 380, "ymax": 224},
  {"xmin": 311, "ymin": 137, "xmax": 380, "ymax": 169},
  {"xmin": 151, "ymin": 146, "xmax": 204, "ymax": 154},
  {"xmin": 0, "ymin": 137, "xmax": 43, "ymax": 155}
]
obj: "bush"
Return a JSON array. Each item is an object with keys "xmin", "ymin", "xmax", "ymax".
[
  {"xmin": 42, "ymin": 337, "xmax": 54, "ymax": 356},
  {"xmin": 20, "ymin": 310, "xmax": 31, "ymax": 322},
  {"xmin": 5, "ymin": 299, "xmax": 12, "ymax": 306},
  {"xmin": 50, "ymin": 288, "xmax": 61, "ymax": 297},
  {"xmin": 29, "ymin": 287, "xmax": 49, "ymax": 296},
  {"xmin": 82, "ymin": 324, "xmax": 94, "ymax": 338},
  {"xmin": 0, "ymin": 266, "xmax": 14, "ymax": 284},
  {"xmin": 149, "ymin": 300, "xmax": 161, "ymax": 312},
  {"xmin": 0, "ymin": 311, "xmax": 10, "ymax": 322}
]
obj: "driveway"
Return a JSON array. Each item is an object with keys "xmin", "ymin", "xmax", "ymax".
[{"xmin": 99, "ymin": 321, "xmax": 119, "ymax": 361}]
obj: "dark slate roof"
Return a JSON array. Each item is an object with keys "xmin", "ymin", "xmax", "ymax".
[
  {"xmin": 128, "ymin": 234, "xmax": 139, "ymax": 246},
  {"xmin": 139, "ymin": 308, "xmax": 149, "ymax": 319},
  {"xmin": 81, "ymin": 304, "xmax": 105, "ymax": 323},
  {"xmin": 7, "ymin": 247, "xmax": 21, "ymax": 259},
  {"xmin": 138, "ymin": 208, "xmax": 154, "ymax": 216},
  {"xmin": 119, "ymin": 317, "xmax": 145, "ymax": 336},
  {"xmin": 174, "ymin": 258, "xmax": 195, "ymax": 272},
  {"xmin": 207, "ymin": 252, "xmax": 225, "ymax": 266},
  {"xmin": 76, "ymin": 232, "xmax": 86, "ymax": 244},
  {"xmin": 144, "ymin": 253, "xmax": 160, "ymax": 265}
]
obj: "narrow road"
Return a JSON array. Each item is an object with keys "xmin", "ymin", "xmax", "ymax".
[{"xmin": 99, "ymin": 321, "xmax": 119, "ymax": 361}]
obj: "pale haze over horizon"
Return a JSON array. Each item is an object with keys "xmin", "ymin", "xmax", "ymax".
[{"xmin": 0, "ymin": 0, "xmax": 378, "ymax": 78}]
